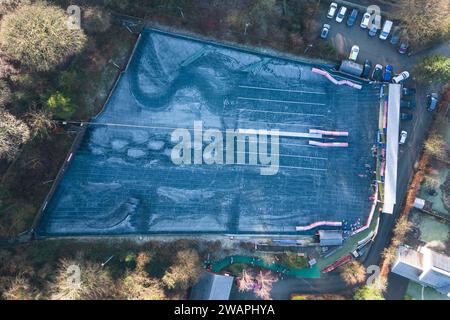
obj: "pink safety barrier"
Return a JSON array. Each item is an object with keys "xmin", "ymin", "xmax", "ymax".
[
  {"xmin": 311, "ymin": 68, "xmax": 362, "ymax": 90},
  {"xmin": 309, "ymin": 141, "xmax": 349, "ymax": 147},
  {"xmin": 309, "ymin": 129, "xmax": 349, "ymax": 137},
  {"xmin": 351, "ymin": 183, "xmax": 378, "ymax": 236},
  {"xmin": 383, "ymin": 100, "xmax": 388, "ymax": 129},
  {"xmin": 296, "ymin": 221, "xmax": 342, "ymax": 231}
]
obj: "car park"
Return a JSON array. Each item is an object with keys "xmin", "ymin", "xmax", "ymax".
[
  {"xmin": 360, "ymin": 12, "xmax": 371, "ymax": 29},
  {"xmin": 402, "ymin": 87, "xmax": 416, "ymax": 96},
  {"xmin": 347, "ymin": 9, "xmax": 358, "ymax": 27},
  {"xmin": 349, "ymin": 45, "xmax": 359, "ymax": 61},
  {"xmin": 399, "ymin": 130, "xmax": 408, "ymax": 145},
  {"xmin": 392, "ymin": 71, "xmax": 410, "ymax": 84},
  {"xmin": 379, "ymin": 20, "xmax": 393, "ymax": 40},
  {"xmin": 427, "ymin": 93, "xmax": 439, "ymax": 112},
  {"xmin": 389, "ymin": 27, "xmax": 401, "ymax": 45},
  {"xmin": 336, "ymin": 6, "xmax": 347, "ymax": 23},
  {"xmin": 400, "ymin": 112, "xmax": 413, "ymax": 120},
  {"xmin": 399, "ymin": 42, "xmax": 409, "ymax": 54},
  {"xmin": 400, "ymin": 99, "xmax": 416, "ymax": 109},
  {"xmin": 361, "ymin": 59, "xmax": 372, "ymax": 78},
  {"xmin": 327, "ymin": 2, "xmax": 338, "ymax": 19},
  {"xmin": 320, "ymin": 24, "xmax": 330, "ymax": 39},
  {"xmin": 383, "ymin": 64, "xmax": 393, "ymax": 82},
  {"xmin": 371, "ymin": 64, "xmax": 383, "ymax": 81}
]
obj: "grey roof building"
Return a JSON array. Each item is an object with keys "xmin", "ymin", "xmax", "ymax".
[
  {"xmin": 319, "ymin": 230, "xmax": 343, "ymax": 247},
  {"xmin": 190, "ymin": 272, "xmax": 234, "ymax": 300},
  {"xmin": 391, "ymin": 245, "xmax": 450, "ymax": 296}
]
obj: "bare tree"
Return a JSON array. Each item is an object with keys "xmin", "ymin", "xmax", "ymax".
[
  {"xmin": 339, "ymin": 261, "xmax": 366, "ymax": 285},
  {"xmin": 424, "ymin": 133, "xmax": 449, "ymax": 163},
  {"xmin": 162, "ymin": 249, "xmax": 201, "ymax": 290},
  {"xmin": 1, "ymin": 274, "xmax": 36, "ymax": 300},
  {"xmin": 236, "ymin": 269, "xmax": 255, "ymax": 292},
  {"xmin": 396, "ymin": 0, "xmax": 450, "ymax": 46},
  {"xmin": 254, "ymin": 270, "xmax": 277, "ymax": 300},
  {"xmin": 48, "ymin": 259, "xmax": 116, "ymax": 300},
  {"xmin": 121, "ymin": 271, "xmax": 166, "ymax": 300},
  {"xmin": 0, "ymin": 3, "xmax": 86, "ymax": 71},
  {"xmin": 26, "ymin": 107, "xmax": 55, "ymax": 140},
  {"xmin": 0, "ymin": 108, "xmax": 30, "ymax": 161}
]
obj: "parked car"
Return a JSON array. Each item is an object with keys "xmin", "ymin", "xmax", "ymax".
[
  {"xmin": 320, "ymin": 24, "xmax": 330, "ymax": 39},
  {"xmin": 400, "ymin": 112, "xmax": 413, "ymax": 120},
  {"xmin": 369, "ymin": 24, "xmax": 378, "ymax": 37},
  {"xmin": 379, "ymin": 20, "xmax": 393, "ymax": 40},
  {"xmin": 349, "ymin": 45, "xmax": 359, "ymax": 61},
  {"xmin": 399, "ymin": 42, "xmax": 409, "ymax": 54},
  {"xmin": 371, "ymin": 64, "xmax": 383, "ymax": 81},
  {"xmin": 383, "ymin": 64, "xmax": 393, "ymax": 82},
  {"xmin": 402, "ymin": 87, "xmax": 416, "ymax": 96},
  {"xmin": 327, "ymin": 2, "xmax": 338, "ymax": 19},
  {"xmin": 360, "ymin": 12, "xmax": 371, "ymax": 29},
  {"xmin": 392, "ymin": 71, "xmax": 410, "ymax": 84},
  {"xmin": 361, "ymin": 59, "xmax": 373, "ymax": 78},
  {"xmin": 400, "ymin": 99, "xmax": 416, "ymax": 109},
  {"xmin": 336, "ymin": 6, "xmax": 347, "ymax": 23},
  {"xmin": 399, "ymin": 130, "xmax": 408, "ymax": 145},
  {"xmin": 427, "ymin": 93, "xmax": 439, "ymax": 112},
  {"xmin": 389, "ymin": 26, "xmax": 401, "ymax": 45},
  {"xmin": 347, "ymin": 9, "xmax": 358, "ymax": 27}
]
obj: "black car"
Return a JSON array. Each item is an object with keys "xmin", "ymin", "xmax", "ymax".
[
  {"xmin": 402, "ymin": 87, "xmax": 416, "ymax": 96},
  {"xmin": 400, "ymin": 112, "xmax": 413, "ymax": 120},
  {"xmin": 361, "ymin": 59, "xmax": 372, "ymax": 78},
  {"xmin": 371, "ymin": 64, "xmax": 383, "ymax": 82},
  {"xmin": 400, "ymin": 99, "xmax": 416, "ymax": 109}
]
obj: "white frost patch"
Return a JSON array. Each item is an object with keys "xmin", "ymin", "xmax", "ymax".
[
  {"xmin": 111, "ymin": 139, "xmax": 129, "ymax": 151},
  {"xmin": 157, "ymin": 186, "xmax": 215, "ymax": 203},
  {"xmin": 148, "ymin": 140, "xmax": 165, "ymax": 151},
  {"xmin": 131, "ymin": 130, "xmax": 149, "ymax": 144},
  {"xmin": 127, "ymin": 148, "xmax": 147, "ymax": 158}
]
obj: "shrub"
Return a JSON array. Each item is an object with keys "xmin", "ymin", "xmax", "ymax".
[
  {"xmin": 83, "ymin": 6, "xmax": 112, "ymax": 33},
  {"xmin": 354, "ymin": 285, "xmax": 385, "ymax": 300},
  {"xmin": 0, "ymin": 109, "xmax": 30, "ymax": 161},
  {"xmin": 46, "ymin": 92, "xmax": 76, "ymax": 120}
]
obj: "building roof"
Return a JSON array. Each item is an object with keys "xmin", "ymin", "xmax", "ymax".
[
  {"xmin": 190, "ymin": 272, "xmax": 234, "ymax": 300},
  {"xmin": 392, "ymin": 246, "xmax": 450, "ymax": 295},
  {"xmin": 339, "ymin": 60, "xmax": 363, "ymax": 77},
  {"xmin": 383, "ymin": 84, "xmax": 401, "ymax": 214},
  {"xmin": 319, "ymin": 230, "xmax": 343, "ymax": 246}
]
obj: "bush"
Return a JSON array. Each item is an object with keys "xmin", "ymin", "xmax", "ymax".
[
  {"xmin": 415, "ymin": 55, "xmax": 450, "ymax": 85},
  {"xmin": 83, "ymin": 7, "xmax": 112, "ymax": 33},
  {"xmin": 0, "ymin": 3, "xmax": 86, "ymax": 72},
  {"xmin": 46, "ymin": 92, "xmax": 76, "ymax": 120},
  {"xmin": 354, "ymin": 285, "xmax": 385, "ymax": 300},
  {"xmin": 0, "ymin": 109, "xmax": 30, "ymax": 161}
]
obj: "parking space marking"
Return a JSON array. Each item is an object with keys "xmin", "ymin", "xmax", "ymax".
[
  {"xmin": 238, "ymin": 108, "xmax": 325, "ymax": 117},
  {"xmin": 237, "ymin": 97, "xmax": 326, "ymax": 106},
  {"xmin": 238, "ymin": 85, "xmax": 326, "ymax": 95}
]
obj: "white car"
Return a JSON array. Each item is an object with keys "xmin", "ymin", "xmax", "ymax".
[
  {"xmin": 349, "ymin": 45, "xmax": 360, "ymax": 61},
  {"xmin": 392, "ymin": 71, "xmax": 410, "ymax": 84},
  {"xmin": 327, "ymin": 2, "xmax": 338, "ymax": 19},
  {"xmin": 335, "ymin": 6, "xmax": 347, "ymax": 23},
  {"xmin": 360, "ymin": 12, "xmax": 371, "ymax": 29},
  {"xmin": 399, "ymin": 130, "xmax": 408, "ymax": 145}
]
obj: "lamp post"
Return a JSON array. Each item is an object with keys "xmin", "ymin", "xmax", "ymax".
[{"xmin": 304, "ymin": 44, "xmax": 313, "ymax": 54}]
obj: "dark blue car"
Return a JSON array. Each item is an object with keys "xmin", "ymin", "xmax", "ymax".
[
  {"xmin": 383, "ymin": 64, "xmax": 393, "ymax": 82},
  {"xmin": 347, "ymin": 9, "xmax": 358, "ymax": 27}
]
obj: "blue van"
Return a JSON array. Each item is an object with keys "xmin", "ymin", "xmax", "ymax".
[{"xmin": 347, "ymin": 9, "xmax": 358, "ymax": 27}]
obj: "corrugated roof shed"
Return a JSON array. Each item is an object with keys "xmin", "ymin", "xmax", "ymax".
[
  {"xmin": 319, "ymin": 230, "xmax": 343, "ymax": 246},
  {"xmin": 190, "ymin": 272, "xmax": 234, "ymax": 300}
]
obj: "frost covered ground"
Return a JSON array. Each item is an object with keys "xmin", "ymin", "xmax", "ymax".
[{"xmin": 37, "ymin": 29, "xmax": 379, "ymax": 236}]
